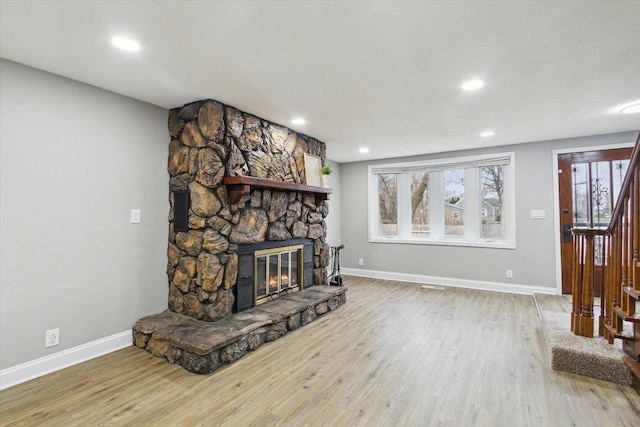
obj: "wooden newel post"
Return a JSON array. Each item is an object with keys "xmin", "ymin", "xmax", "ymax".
[{"xmin": 571, "ymin": 229, "xmax": 597, "ymax": 337}]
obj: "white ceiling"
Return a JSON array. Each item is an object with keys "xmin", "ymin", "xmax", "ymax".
[{"xmin": 1, "ymin": 1, "xmax": 639, "ymax": 163}]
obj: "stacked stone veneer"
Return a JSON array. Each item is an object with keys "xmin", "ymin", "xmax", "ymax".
[{"xmin": 166, "ymin": 99, "xmax": 331, "ymax": 322}]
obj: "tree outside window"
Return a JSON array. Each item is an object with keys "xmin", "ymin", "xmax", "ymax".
[
  {"xmin": 480, "ymin": 165, "xmax": 504, "ymax": 239},
  {"xmin": 411, "ymin": 171, "xmax": 429, "ymax": 236},
  {"xmin": 378, "ymin": 173, "xmax": 397, "ymax": 235}
]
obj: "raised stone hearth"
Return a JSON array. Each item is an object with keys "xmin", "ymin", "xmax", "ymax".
[{"xmin": 134, "ymin": 286, "xmax": 347, "ymax": 374}]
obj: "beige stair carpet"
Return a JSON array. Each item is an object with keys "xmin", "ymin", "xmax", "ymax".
[{"xmin": 536, "ymin": 296, "xmax": 632, "ymax": 386}]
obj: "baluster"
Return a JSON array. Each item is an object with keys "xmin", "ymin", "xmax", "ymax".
[
  {"xmin": 571, "ymin": 233, "xmax": 582, "ymax": 333},
  {"xmin": 580, "ymin": 232, "xmax": 595, "ymax": 337},
  {"xmin": 633, "ymin": 168, "xmax": 640, "ymax": 293},
  {"xmin": 610, "ymin": 228, "xmax": 617, "ymax": 335},
  {"xmin": 627, "ymin": 195, "xmax": 633, "ymax": 293},
  {"xmin": 621, "ymin": 197, "xmax": 629, "ymax": 313},
  {"xmin": 614, "ymin": 226, "xmax": 625, "ymax": 334},
  {"xmin": 599, "ymin": 233, "xmax": 607, "ymax": 336},
  {"xmin": 605, "ymin": 233, "xmax": 616, "ymax": 343}
]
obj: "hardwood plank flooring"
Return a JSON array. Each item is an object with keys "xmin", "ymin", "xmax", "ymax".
[
  {"xmin": 2, "ymin": 276, "xmax": 640, "ymax": 426},
  {"xmin": 534, "ymin": 293, "xmax": 574, "ymax": 313}
]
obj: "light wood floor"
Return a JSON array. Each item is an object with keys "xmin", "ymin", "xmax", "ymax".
[{"xmin": 2, "ymin": 276, "xmax": 640, "ymax": 426}]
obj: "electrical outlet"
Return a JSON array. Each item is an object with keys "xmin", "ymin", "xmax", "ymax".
[
  {"xmin": 45, "ymin": 328, "xmax": 59, "ymax": 347},
  {"xmin": 130, "ymin": 209, "xmax": 141, "ymax": 224},
  {"xmin": 358, "ymin": 258, "xmax": 364, "ymax": 266},
  {"xmin": 506, "ymin": 269, "xmax": 513, "ymax": 279}
]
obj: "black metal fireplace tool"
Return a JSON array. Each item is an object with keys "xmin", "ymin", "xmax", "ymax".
[{"xmin": 327, "ymin": 244, "xmax": 344, "ymax": 286}]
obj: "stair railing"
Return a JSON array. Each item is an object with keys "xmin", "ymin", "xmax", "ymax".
[{"xmin": 571, "ymin": 133, "xmax": 640, "ymax": 339}]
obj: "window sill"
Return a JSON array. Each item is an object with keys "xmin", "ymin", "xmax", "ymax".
[{"xmin": 368, "ymin": 237, "xmax": 516, "ymax": 250}]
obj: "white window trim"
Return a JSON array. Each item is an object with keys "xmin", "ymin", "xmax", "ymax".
[{"xmin": 368, "ymin": 152, "xmax": 516, "ymax": 249}]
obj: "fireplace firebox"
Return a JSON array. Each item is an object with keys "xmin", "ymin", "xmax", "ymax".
[
  {"xmin": 255, "ymin": 244, "xmax": 303, "ymax": 304},
  {"xmin": 234, "ymin": 239, "xmax": 313, "ymax": 313}
]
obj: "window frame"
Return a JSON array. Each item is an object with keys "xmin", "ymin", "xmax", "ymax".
[{"xmin": 368, "ymin": 152, "xmax": 516, "ymax": 249}]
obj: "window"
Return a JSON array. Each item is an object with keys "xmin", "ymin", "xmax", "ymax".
[
  {"xmin": 378, "ymin": 173, "xmax": 398, "ymax": 235},
  {"xmin": 369, "ymin": 153, "xmax": 515, "ymax": 248}
]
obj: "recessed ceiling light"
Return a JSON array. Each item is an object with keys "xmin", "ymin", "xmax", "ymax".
[
  {"xmin": 111, "ymin": 36, "xmax": 140, "ymax": 52},
  {"xmin": 462, "ymin": 79, "xmax": 485, "ymax": 91},
  {"xmin": 621, "ymin": 103, "xmax": 640, "ymax": 114},
  {"xmin": 359, "ymin": 147, "xmax": 370, "ymax": 154},
  {"xmin": 480, "ymin": 130, "xmax": 495, "ymax": 138},
  {"xmin": 291, "ymin": 118, "xmax": 306, "ymax": 125}
]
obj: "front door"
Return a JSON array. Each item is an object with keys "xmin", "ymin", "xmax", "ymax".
[{"xmin": 558, "ymin": 148, "xmax": 632, "ymax": 294}]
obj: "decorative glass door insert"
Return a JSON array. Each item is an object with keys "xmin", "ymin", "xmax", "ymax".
[
  {"xmin": 254, "ymin": 244, "xmax": 303, "ymax": 305},
  {"xmin": 571, "ymin": 160, "xmax": 629, "ymax": 228},
  {"xmin": 571, "ymin": 160, "xmax": 629, "ymax": 265}
]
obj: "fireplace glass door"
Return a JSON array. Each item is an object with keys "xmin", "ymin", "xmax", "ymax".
[{"xmin": 254, "ymin": 244, "xmax": 303, "ymax": 305}]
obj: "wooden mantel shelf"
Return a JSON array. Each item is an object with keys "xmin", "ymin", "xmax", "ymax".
[{"xmin": 223, "ymin": 176, "xmax": 332, "ymax": 213}]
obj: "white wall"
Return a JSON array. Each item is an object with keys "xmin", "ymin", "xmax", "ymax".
[
  {"xmin": 339, "ymin": 132, "xmax": 638, "ymax": 292},
  {"xmin": 324, "ymin": 159, "xmax": 341, "ymax": 248},
  {"xmin": 0, "ymin": 60, "xmax": 169, "ymax": 370}
]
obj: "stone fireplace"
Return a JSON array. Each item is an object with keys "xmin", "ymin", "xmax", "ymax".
[
  {"xmin": 133, "ymin": 99, "xmax": 346, "ymax": 375},
  {"xmin": 165, "ymin": 99, "xmax": 331, "ymax": 321}
]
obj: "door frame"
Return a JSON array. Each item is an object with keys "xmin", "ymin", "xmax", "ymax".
[{"xmin": 552, "ymin": 142, "xmax": 635, "ymax": 295}]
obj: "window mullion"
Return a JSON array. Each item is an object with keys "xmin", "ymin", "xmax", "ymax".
[
  {"xmin": 369, "ymin": 172, "xmax": 381, "ymax": 238},
  {"xmin": 504, "ymin": 161, "xmax": 515, "ymax": 244},
  {"xmin": 398, "ymin": 173, "xmax": 411, "ymax": 239},
  {"xmin": 431, "ymin": 171, "xmax": 443, "ymax": 239},
  {"xmin": 466, "ymin": 168, "xmax": 479, "ymax": 242},
  {"xmin": 368, "ymin": 172, "xmax": 375, "ymax": 238}
]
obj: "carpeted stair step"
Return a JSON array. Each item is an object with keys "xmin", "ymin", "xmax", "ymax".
[
  {"xmin": 534, "ymin": 293, "xmax": 634, "ymax": 386},
  {"xmin": 538, "ymin": 308, "xmax": 632, "ymax": 385},
  {"xmin": 623, "ymin": 356, "xmax": 640, "ymax": 394}
]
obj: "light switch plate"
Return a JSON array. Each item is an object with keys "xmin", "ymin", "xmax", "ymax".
[
  {"xmin": 530, "ymin": 209, "xmax": 545, "ymax": 219},
  {"xmin": 131, "ymin": 209, "xmax": 141, "ymax": 224}
]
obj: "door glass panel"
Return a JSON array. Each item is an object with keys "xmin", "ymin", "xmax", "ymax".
[
  {"xmin": 612, "ymin": 159, "xmax": 630, "ymax": 207},
  {"xmin": 591, "ymin": 162, "xmax": 611, "ymax": 228},
  {"xmin": 410, "ymin": 171, "xmax": 430, "ymax": 236},
  {"xmin": 572, "ymin": 160, "xmax": 629, "ymax": 229},
  {"xmin": 444, "ymin": 169, "xmax": 465, "ymax": 236},
  {"xmin": 571, "ymin": 163, "xmax": 590, "ymax": 227},
  {"xmin": 594, "ymin": 235, "xmax": 604, "ymax": 267}
]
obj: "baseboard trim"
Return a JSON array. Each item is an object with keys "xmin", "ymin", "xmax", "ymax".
[
  {"xmin": 341, "ymin": 267, "xmax": 557, "ymax": 296},
  {"xmin": 0, "ymin": 330, "xmax": 132, "ymax": 390}
]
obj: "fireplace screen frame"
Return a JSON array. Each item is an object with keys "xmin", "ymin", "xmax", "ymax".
[{"xmin": 254, "ymin": 244, "xmax": 304, "ymax": 305}]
